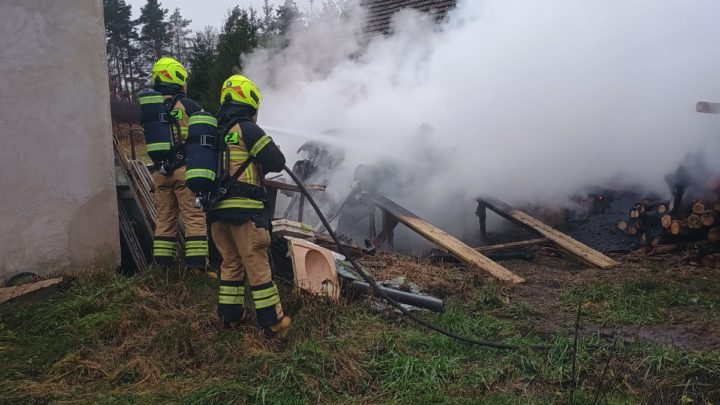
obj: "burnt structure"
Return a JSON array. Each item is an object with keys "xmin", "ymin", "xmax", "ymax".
[{"xmin": 362, "ymin": 0, "xmax": 457, "ymax": 34}]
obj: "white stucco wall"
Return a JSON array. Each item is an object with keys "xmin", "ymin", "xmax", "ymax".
[{"xmin": 0, "ymin": 0, "xmax": 120, "ymax": 279}]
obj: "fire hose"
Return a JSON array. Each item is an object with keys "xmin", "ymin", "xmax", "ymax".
[{"xmin": 282, "ymin": 166, "xmax": 554, "ymax": 350}]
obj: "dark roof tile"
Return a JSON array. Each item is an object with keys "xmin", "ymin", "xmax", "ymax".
[{"xmin": 361, "ymin": 0, "xmax": 457, "ymax": 34}]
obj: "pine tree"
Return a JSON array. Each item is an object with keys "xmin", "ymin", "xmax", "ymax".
[
  {"xmin": 167, "ymin": 7, "xmax": 192, "ymax": 66},
  {"xmin": 137, "ymin": 0, "xmax": 170, "ymax": 65},
  {"xmin": 259, "ymin": 0, "xmax": 303, "ymax": 49},
  {"xmin": 275, "ymin": 0, "xmax": 302, "ymax": 38},
  {"xmin": 187, "ymin": 26, "xmax": 218, "ymax": 109},
  {"xmin": 103, "ymin": 0, "xmax": 139, "ymax": 99},
  {"xmin": 208, "ymin": 6, "xmax": 262, "ymax": 111}
]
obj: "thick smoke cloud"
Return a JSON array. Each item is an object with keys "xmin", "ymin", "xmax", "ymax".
[{"xmin": 245, "ymin": 0, "xmax": 720, "ymax": 239}]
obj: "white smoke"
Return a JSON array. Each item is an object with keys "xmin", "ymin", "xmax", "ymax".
[{"xmin": 245, "ymin": 0, "xmax": 720, "ymax": 238}]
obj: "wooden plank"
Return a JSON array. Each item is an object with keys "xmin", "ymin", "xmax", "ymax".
[
  {"xmin": 478, "ymin": 197, "xmax": 620, "ymax": 269},
  {"xmin": 118, "ymin": 194, "xmax": 149, "ymax": 272},
  {"xmin": 371, "ymin": 195, "xmax": 524, "ymax": 283},
  {"xmin": 0, "ymin": 278, "xmax": 64, "ymax": 304},
  {"xmin": 475, "ymin": 238, "xmax": 549, "ymax": 253}
]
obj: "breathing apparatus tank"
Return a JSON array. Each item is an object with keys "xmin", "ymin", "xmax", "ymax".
[
  {"xmin": 185, "ymin": 112, "xmax": 221, "ymax": 208},
  {"xmin": 138, "ymin": 90, "xmax": 178, "ymax": 167}
]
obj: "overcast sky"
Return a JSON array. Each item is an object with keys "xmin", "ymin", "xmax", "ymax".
[{"xmin": 126, "ymin": 0, "xmax": 313, "ymax": 31}]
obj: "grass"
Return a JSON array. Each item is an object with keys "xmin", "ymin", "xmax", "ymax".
[
  {"xmin": 559, "ymin": 279, "xmax": 716, "ymax": 325},
  {"xmin": 0, "ymin": 266, "xmax": 718, "ymax": 404}
]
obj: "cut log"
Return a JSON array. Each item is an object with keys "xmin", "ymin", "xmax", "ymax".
[
  {"xmin": 478, "ymin": 197, "xmax": 620, "ymax": 269},
  {"xmin": 693, "ymin": 202, "xmax": 706, "ymax": 215},
  {"xmin": 629, "ymin": 209, "xmax": 640, "ymax": 219},
  {"xmin": 661, "ymin": 215, "xmax": 673, "ymax": 229},
  {"xmin": 373, "ymin": 196, "xmax": 524, "ymax": 283},
  {"xmin": 617, "ymin": 220, "xmax": 628, "ymax": 231},
  {"xmin": 657, "ymin": 204, "xmax": 667, "ymax": 215},
  {"xmin": 700, "ymin": 211, "xmax": 716, "ymax": 227},
  {"xmin": 670, "ymin": 220, "xmax": 684, "ymax": 236},
  {"xmin": 688, "ymin": 214, "xmax": 702, "ymax": 229}
]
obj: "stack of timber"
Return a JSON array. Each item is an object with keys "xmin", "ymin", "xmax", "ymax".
[
  {"xmin": 617, "ymin": 158, "xmax": 720, "ymax": 266},
  {"xmin": 114, "ymin": 135, "xmax": 188, "ymax": 271}
]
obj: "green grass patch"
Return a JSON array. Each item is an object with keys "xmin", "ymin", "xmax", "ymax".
[{"xmin": 560, "ymin": 279, "xmax": 709, "ymax": 325}]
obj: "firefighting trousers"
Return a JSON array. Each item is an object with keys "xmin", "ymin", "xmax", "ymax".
[
  {"xmin": 153, "ymin": 166, "xmax": 208, "ymax": 269},
  {"xmin": 211, "ymin": 220, "xmax": 284, "ymax": 327}
]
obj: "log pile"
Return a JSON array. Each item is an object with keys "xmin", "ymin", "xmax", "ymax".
[{"xmin": 617, "ymin": 156, "xmax": 720, "ymax": 266}]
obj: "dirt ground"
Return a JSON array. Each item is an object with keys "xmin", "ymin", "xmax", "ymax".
[{"xmin": 369, "ymin": 248, "xmax": 720, "ymax": 351}]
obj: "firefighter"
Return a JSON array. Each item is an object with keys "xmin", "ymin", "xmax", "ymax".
[
  {"xmin": 145, "ymin": 57, "xmax": 209, "ymax": 271},
  {"xmin": 209, "ymin": 75, "xmax": 290, "ymax": 337}
]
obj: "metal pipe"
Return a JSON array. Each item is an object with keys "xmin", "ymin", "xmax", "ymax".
[{"xmin": 347, "ymin": 280, "xmax": 445, "ymax": 313}]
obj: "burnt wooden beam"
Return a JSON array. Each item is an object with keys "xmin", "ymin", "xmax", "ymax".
[
  {"xmin": 475, "ymin": 201, "xmax": 489, "ymax": 246},
  {"xmin": 477, "ymin": 196, "xmax": 620, "ymax": 269},
  {"xmin": 372, "ymin": 195, "xmax": 524, "ymax": 283},
  {"xmin": 375, "ymin": 210, "xmax": 399, "ymax": 249}
]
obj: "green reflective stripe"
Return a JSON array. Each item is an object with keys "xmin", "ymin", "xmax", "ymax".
[
  {"xmin": 254, "ymin": 295, "xmax": 280, "ymax": 309},
  {"xmin": 229, "ymin": 151, "xmax": 249, "ymax": 160},
  {"xmin": 147, "ymin": 142, "xmax": 171, "ymax": 152},
  {"xmin": 189, "ymin": 116, "xmax": 218, "ymax": 127},
  {"xmin": 139, "ymin": 95, "xmax": 164, "ymax": 105},
  {"xmin": 180, "ymin": 127, "xmax": 189, "ymax": 134},
  {"xmin": 246, "ymin": 163, "xmax": 254, "ymax": 185},
  {"xmin": 186, "ymin": 241, "xmax": 208, "ymax": 247},
  {"xmin": 250, "ymin": 135, "xmax": 271, "ymax": 156},
  {"xmin": 186, "ymin": 249, "xmax": 209, "ymax": 257},
  {"xmin": 252, "ymin": 285, "xmax": 279, "ymax": 300},
  {"xmin": 219, "ymin": 295, "xmax": 244, "ymax": 305},
  {"xmin": 220, "ymin": 285, "xmax": 243, "ymax": 295},
  {"xmin": 214, "ymin": 197, "xmax": 264, "ymax": 210},
  {"xmin": 154, "ymin": 240, "xmax": 176, "ymax": 248},
  {"xmin": 153, "ymin": 248, "xmax": 175, "ymax": 257},
  {"xmin": 186, "ymin": 169, "xmax": 216, "ymax": 181}
]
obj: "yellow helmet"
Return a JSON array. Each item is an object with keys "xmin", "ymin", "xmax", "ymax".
[
  {"xmin": 151, "ymin": 57, "xmax": 187, "ymax": 86},
  {"xmin": 220, "ymin": 75, "xmax": 262, "ymax": 110}
]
